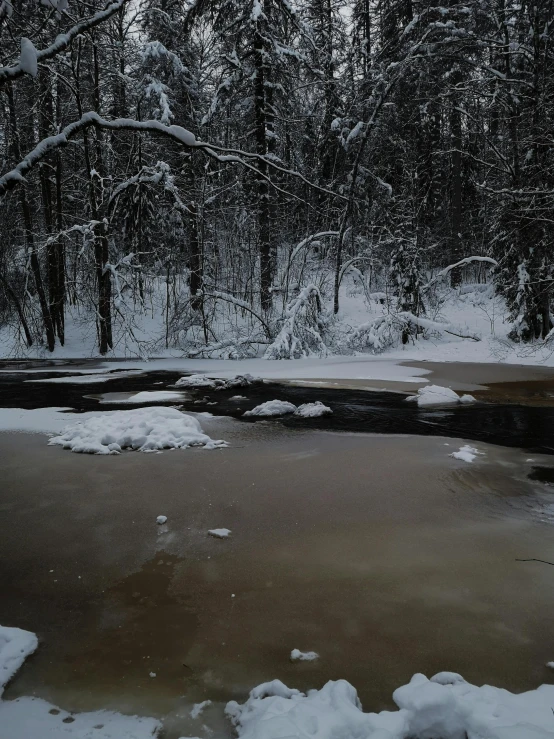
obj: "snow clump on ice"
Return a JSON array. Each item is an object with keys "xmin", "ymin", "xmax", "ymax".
[
  {"xmin": 48, "ymin": 407, "xmax": 227, "ymax": 454},
  {"xmin": 450, "ymin": 445, "xmax": 482, "ymax": 463},
  {"xmin": 156, "ymin": 515, "xmax": 167, "ymax": 525},
  {"xmin": 294, "ymin": 402, "xmax": 332, "ymax": 417},
  {"xmin": 290, "ymin": 649, "xmax": 319, "ymax": 662},
  {"xmin": 174, "ymin": 373, "xmax": 261, "ymax": 390},
  {"xmin": 244, "ymin": 400, "xmax": 297, "ymax": 417},
  {"xmin": 208, "ymin": 528, "xmax": 231, "ymax": 538},
  {"xmin": 406, "ymin": 384, "xmax": 476, "ymax": 407}
]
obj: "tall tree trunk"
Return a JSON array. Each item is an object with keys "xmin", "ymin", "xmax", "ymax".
[
  {"xmin": 254, "ymin": 26, "xmax": 272, "ymax": 311},
  {"xmin": 6, "ymin": 83, "xmax": 56, "ymax": 351}
]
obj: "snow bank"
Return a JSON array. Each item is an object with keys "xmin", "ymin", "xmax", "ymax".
[
  {"xmin": 48, "ymin": 407, "xmax": 227, "ymax": 454},
  {"xmin": 290, "ymin": 649, "xmax": 319, "ymax": 662},
  {"xmin": 244, "ymin": 400, "xmax": 297, "ymax": 417},
  {"xmin": 406, "ymin": 385, "xmax": 475, "ymax": 407},
  {"xmin": 226, "ymin": 672, "xmax": 554, "ymax": 739},
  {"xmin": 451, "ymin": 445, "xmax": 482, "ymax": 463},
  {"xmin": 294, "ymin": 402, "xmax": 332, "ymax": 418},
  {"xmin": 0, "ymin": 627, "xmax": 38, "ymax": 695}
]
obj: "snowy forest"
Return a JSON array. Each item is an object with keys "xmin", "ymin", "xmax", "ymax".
[{"xmin": 0, "ymin": 0, "xmax": 553, "ymax": 358}]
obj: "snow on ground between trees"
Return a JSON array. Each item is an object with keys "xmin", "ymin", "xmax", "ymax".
[
  {"xmin": 48, "ymin": 407, "xmax": 227, "ymax": 454},
  {"xmin": 406, "ymin": 385, "xmax": 476, "ymax": 407},
  {"xmin": 225, "ymin": 672, "xmax": 554, "ymax": 739}
]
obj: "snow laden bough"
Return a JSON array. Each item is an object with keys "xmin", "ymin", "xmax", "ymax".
[
  {"xmin": 225, "ymin": 672, "xmax": 554, "ymax": 739},
  {"xmin": 48, "ymin": 407, "xmax": 227, "ymax": 454},
  {"xmin": 348, "ymin": 312, "xmax": 482, "ymax": 354}
]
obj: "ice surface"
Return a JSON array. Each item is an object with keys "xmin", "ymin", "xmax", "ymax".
[
  {"xmin": 48, "ymin": 407, "xmax": 227, "ymax": 454},
  {"xmin": 294, "ymin": 402, "xmax": 332, "ymax": 417},
  {"xmin": 244, "ymin": 400, "xmax": 297, "ymax": 417},
  {"xmin": 0, "ymin": 623, "xmax": 160, "ymax": 738}
]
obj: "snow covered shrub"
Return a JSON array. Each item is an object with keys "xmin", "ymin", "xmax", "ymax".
[
  {"xmin": 389, "ymin": 243, "xmax": 425, "ymax": 343},
  {"xmin": 264, "ymin": 285, "xmax": 329, "ymax": 359}
]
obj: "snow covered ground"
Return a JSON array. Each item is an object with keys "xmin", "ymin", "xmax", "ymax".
[{"xmin": 2, "ymin": 282, "xmax": 553, "ymax": 370}]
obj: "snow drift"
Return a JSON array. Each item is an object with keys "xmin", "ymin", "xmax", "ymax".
[
  {"xmin": 226, "ymin": 672, "xmax": 554, "ymax": 739},
  {"xmin": 48, "ymin": 407, "xmax": 227, "ymax": 454}
]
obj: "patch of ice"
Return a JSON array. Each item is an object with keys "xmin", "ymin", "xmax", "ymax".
[
  {"xmin": 294, "ymin": 402, "xmax": 332, "ymax": 418},
  {"xmin": 406, "ymin": 384, "xmax": 461, "ymax": 407},
  {"xmin": 208, "ymin": 528, "xmax": 231, "ymax": 538},
  {"xmin": 290, "ymin": 649, "xmax": 319, "ymax": 662},
  {"xmin": 156, "ymin": 516, "xmax": 167, "ymax": 525},
  {"xmin": 0, "ymin": 624, "xmax": 160, "ymax": 738},
  {"xmin": 230, "ymin": 395, "xmax": 247, "ymax": 400},
  {"xmin": 26, "ymin": 371, "xmax": 143, "ymax": 384},
  {"xmin": 450, "ymin": 445, "xmax": 482, "ymax": 463},
  {"xmin": 48, "ymin": 407, "xmax": 227, "ymax": 454},
  {"xmin": 244, "ymin": 400, "xmax": 296, "ymax": 417},
  {"xmin": 226, "ymin": 672, "xmax": 554, "ymax": 739},
  {"xmin": 190, "ymin": 700, "xmax": 212, "ymax": 719},
  {"xmin": 101, "ymin": 390, "xmax": 186, "ymax": 404}
]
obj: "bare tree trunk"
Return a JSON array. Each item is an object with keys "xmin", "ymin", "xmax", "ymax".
[{"xmin": 254, "ymin": 26, "xmax": 272, "ymax": 312}]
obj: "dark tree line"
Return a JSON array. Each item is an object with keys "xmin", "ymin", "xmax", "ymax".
[{"xmin": 0, "ymin": 0, "xmax": 552, "ymax": 356}]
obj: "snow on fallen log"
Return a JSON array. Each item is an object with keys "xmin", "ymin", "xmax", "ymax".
[
  {"xmin": 48, "ymin": 407, "xmax": 227, "ymax": 454},
  {"xmin": 349, "ymin": 311, "xmax": 481, "ymax": 353}
]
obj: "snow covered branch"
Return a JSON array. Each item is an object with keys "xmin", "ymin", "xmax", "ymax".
[
  {"xmin": 0, "ymin": 0, "xmax": 128, "ymax": 85},
  {"xmin": 422, "ymin": 257, "xmax": 498, "ymax": 291}
]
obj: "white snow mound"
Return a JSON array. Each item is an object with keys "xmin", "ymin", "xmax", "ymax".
[
  {"xmin": 290, "ymin": 649, "xmax": 319, "ymax": 662},
  {"xmin": 226, "ymin": 672, "xmax": 554, "ymax": 739},
  {"xmin": 451, "ymin": 445, "xmax": 482, "ymax": 463},
  {"xmin": 48, "ymin": 407, "xmax": 227, "ymax": 454},
  {"xmin": 244, "ymin": 400, "xmax": 297, "ymax": 417},
  {"xmin": 0, "ymin": 626, "xmax": 38, "ymax": 696},
  {"xmin": 175, "ymin": 374, "xmax": 221, "ymax": 389},
  {"xmin": 294, "ymin": 402, "xmax": 332, "ymax": 418},
  {"xmin": 407, "ymin": 385, "xmax": 468, "ymax": 407}
]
